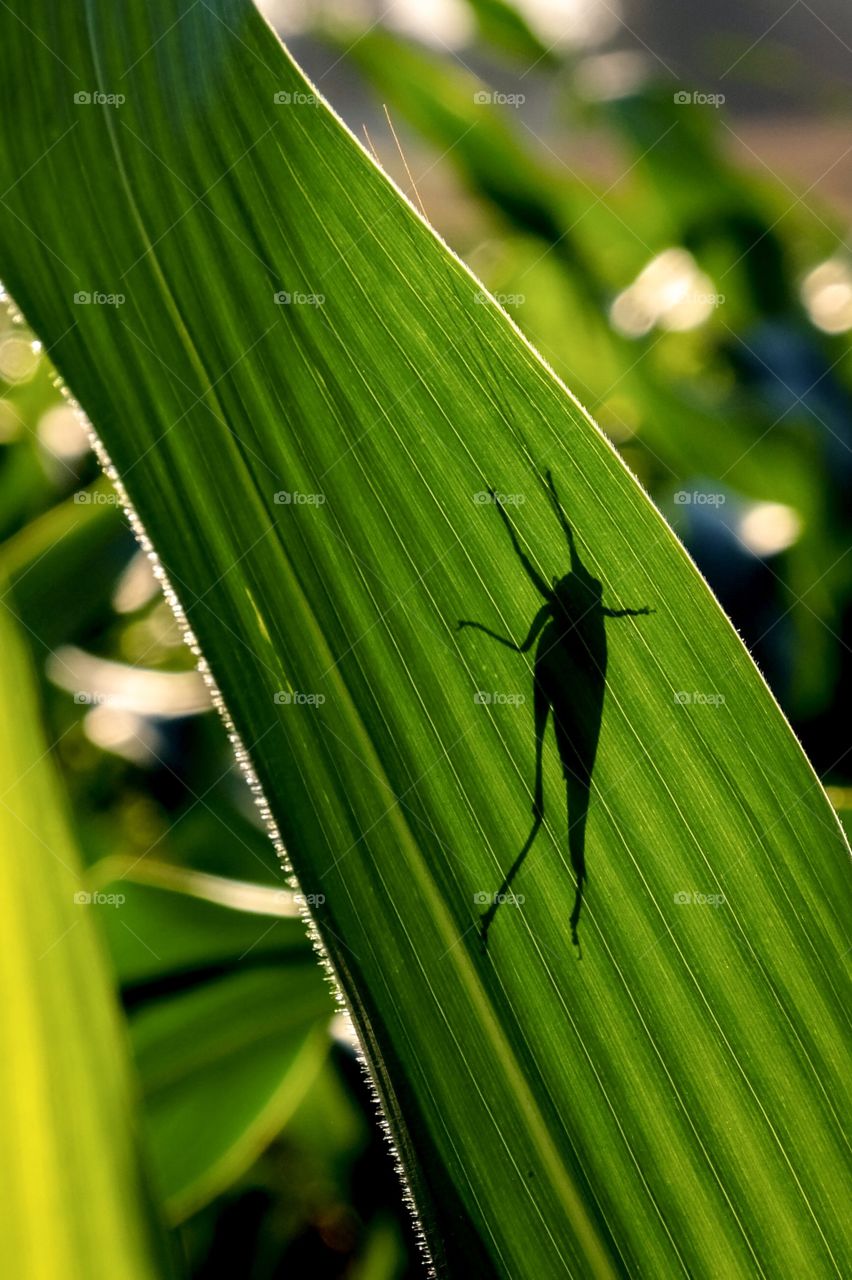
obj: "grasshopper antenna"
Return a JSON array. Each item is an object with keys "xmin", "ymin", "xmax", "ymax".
[{"xmin": 542, "ymin": 469, "xmax": 580, "ymax": 572}]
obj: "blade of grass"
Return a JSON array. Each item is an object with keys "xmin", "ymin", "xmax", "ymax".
[{"xmin": 0, "ymin": 595, "xmax": 171, "ymax": 1278}]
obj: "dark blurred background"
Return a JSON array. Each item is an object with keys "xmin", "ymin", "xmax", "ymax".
[{"xmin": 1, "ymin": 1, "xmax": 850, "ymax": 1276}]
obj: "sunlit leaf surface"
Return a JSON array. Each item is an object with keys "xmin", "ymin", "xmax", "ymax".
[
  {"xmin": 0, "ymin": 4, "xmax": 849, "ymax": 1276},
  {"xmin": 0, "ymin": 601, "xmax": 169, "ymax": 1278}
]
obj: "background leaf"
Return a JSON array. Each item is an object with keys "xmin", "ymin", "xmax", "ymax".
[
  {"xmin": 132, "ymin": 964, "xmax": 330, "ymax": 1220},
  {"xmin": 0, "ymin": 596, "xmax": 170, "ymax": 1279}
]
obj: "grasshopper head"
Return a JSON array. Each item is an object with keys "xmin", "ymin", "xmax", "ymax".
[{"xmin": 553, "ymin": 571, "xmax": 602, "ymax": 617}]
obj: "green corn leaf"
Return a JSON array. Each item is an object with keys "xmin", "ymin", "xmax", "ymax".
[
  {"xmin": 0, "ymin": 4, "xmax": 849, "ymax": 1276},
  {"xmin": 0, "ymin": 597, "xmax": 171, "ymax": 1278},
  {"xmin": 131, "ymin": 965, "xmax": 331, "ymax": 1221}
]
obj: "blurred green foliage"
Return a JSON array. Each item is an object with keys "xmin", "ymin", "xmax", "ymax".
[{"xmin": 0, "ymin": 1, "xmax": 849, "ymax": 1275}]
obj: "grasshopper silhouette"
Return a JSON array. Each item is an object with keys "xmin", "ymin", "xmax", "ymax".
[{"xmin": 458, "ymin": 471, "xmax": 652, "ymax": 952}]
